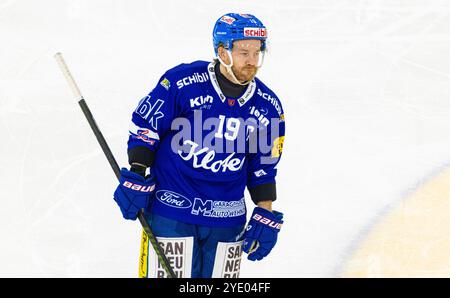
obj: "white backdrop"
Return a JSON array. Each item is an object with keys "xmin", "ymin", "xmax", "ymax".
[{"xmin": 1, "ymin": 0, "xmax": 450, "ymax": 277}]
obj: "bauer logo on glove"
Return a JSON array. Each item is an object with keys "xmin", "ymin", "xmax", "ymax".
[
  {"xmin": 242, "ymin": 207, "xmax": 284, "ymax": 261},
  {"xmin": 122, "ymin": 180, "xmax": 155, "ymax": 193},
  {"xmin": 113, "ymin": 168, "xmax": 156, "ymax": 220},
  {"xmin": 251, "ymin": 213, "xmax": 283, "ymax": 230}
]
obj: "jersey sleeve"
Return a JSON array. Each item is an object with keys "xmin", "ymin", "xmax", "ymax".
[
  {"xmin": 127, "ymin": 73, "xmax": 179, "ymax": 153},
  {"xmin": 246, "ymin": 94, "xmax": 285, "ymax": 201}
]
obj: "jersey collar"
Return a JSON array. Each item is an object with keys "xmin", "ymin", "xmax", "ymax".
[{"xmin": 207, "ymin": 60, "xmax": 256, "ymax": 107}]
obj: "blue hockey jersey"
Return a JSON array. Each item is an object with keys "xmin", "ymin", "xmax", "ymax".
[{"xmin": 128, "ymin": 60, "xmax": 285, "ymax": 227}]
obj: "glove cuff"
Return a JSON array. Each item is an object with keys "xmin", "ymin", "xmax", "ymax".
[
  {"xmin": 119, "ymin": 168, "xmax": 155, "ymax": 195},
  {"xmin": 120, "ymin": 167, "xmax": 145, "ymax": 182},
  {"xmin": 251, "ymin": 207, "xmax": 284, "ymax": 230},
  {"xmin": 253, "ymin": 207, "xmax": 283, "ymax": 221}
]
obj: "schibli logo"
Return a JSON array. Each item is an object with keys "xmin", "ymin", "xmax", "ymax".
[
  {"xmin": 123, "ymin": 181, "xmax": 155, "ymax": 193},
  {"xmin": 252, "ymin": 213, "xmax": 282, "ymax": 230},
  {"xmin": 156, "ymin": 190, "xmax": 192, "ymax": 209},
  {"xmin": 244, "ymin": 27, "xmax": 267, "ymax": 37},
  {"xmin": 176, "ymin": 72, "xmax": 209, "ymax": 89},
  {"xmin": 190, "ymin": 95, "xmax": 213, "ymax": 108}
]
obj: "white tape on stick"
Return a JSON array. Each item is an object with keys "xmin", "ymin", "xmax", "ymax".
[{"xmin": 54, "ymin": 52, "xmax": 84, "ymax": 100}]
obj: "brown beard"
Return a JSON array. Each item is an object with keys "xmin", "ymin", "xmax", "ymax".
[{"xmin": 233, "ymin": 65, "xmax": 258, "ymax": 82}]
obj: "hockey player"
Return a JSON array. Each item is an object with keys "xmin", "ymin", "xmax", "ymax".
[{"xmin": 113, "ymin": 13, "xmax": 285, "ymax": 278}]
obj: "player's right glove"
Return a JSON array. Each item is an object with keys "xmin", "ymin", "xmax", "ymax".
[
  {"xmin": 113, "ymin": 167, "xmax": 155, "ymax": 220},
  {"xmin": 242, "ymin": 207, "xmax": 284, "ymax": 261}
]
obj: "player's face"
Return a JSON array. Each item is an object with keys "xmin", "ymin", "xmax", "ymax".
[{"xmin": 230, "ymin": 40, "xmax": 262, "ymax": 82}]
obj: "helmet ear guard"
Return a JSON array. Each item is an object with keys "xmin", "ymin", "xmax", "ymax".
[
  {"xmin": 216, "ymin": 47, "xmax": 265, "ymax": 86},
  {"xmin": 217, "ymin": 46, "xmax": 266, "ymax": 68},
  {"xmin": 216, "ymin": 49, "xmax": 245, "ymax": 86},
  {"xmin": 216, "ymin": 45, "xmax": 233, "ymax": 68}
]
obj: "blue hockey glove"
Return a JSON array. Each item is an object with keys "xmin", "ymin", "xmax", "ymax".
[
  {"xmin": 113, "ymin": 168, "xmax": 155, "ymax": 220},
  {"xmin": 242, "ymin": 207, "xmax": 284, "ymax": 261}
]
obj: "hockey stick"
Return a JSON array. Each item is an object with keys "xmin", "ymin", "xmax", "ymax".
[{"xmin": 54, "ymin": 52, "xmax": 176, "ymax": 278}]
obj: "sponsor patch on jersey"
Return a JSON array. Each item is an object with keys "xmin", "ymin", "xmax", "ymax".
[
  {"xmin": 228, "ymin": 98, "xmax": 235, "ymax": 106},
  {"xmin": 135, "ymin": 129, "xmax": 156, "ymax": 145},
  {"xmin": 190, "ymin": 95, "xmax": 213, "ymax": 109},
  {"xmin": 221, "ymin": 15, "xmax": 236, "ymax": 25},
  {"xmin": 176, "ymin": 72, "xmax": 209, "ymax": 89},
  {"xmin": 134, "ymin": 96, "xmax": 165, "ymax": 130},
  {"xmin": 191, "ymin": 197, "xmax": 246, "ymax": 218},
  {"xmin": 160, "ymin": 78, "xmax": 170, "ymax": 90},
  {"xmin": 271, "ymin": 136, "xmax": 284, "ymax": 158},
  {"xmin": 129, "ymin": 122, "xmax": 160, "ymax": 143},
  {"xmin": 156, "ymin": 190, "xmax": 192, "ymax": 209},
  {"xmin": 249, "ymin": 106, "xmax": 270, "ymax": 127},
  {"xmin": 244, "ymin": 27, "xmax": 267, "ymax": 37}
]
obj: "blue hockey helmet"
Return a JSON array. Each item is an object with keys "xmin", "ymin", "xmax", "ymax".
[{"xmin": 212, "ymin": 13, "xmax": 267, "ymax": 56}]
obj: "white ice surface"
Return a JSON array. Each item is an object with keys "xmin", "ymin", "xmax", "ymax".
[{"xmin": 1, "ymin": 0, "xmax": 450, "ymax": 277}]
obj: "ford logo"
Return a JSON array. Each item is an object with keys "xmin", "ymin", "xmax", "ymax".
[{"xmin": 156, "ymin": 190, "xmax": 192, "ymax": 209}]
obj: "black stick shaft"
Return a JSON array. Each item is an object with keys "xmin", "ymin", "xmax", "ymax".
[
  {"xmin": 55, "ymin": 52, "xmax": 175, "ymax": 278},
  {"xmin": 78, "ymin": 99, "xmax": 121, "ymax": 179},
  {"xmin": 78, "ymin": 98, "xmax": 176, "ymax": 278}
]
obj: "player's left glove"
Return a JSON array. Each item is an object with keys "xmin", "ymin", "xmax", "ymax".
[{"xmin": 242, "ymin": 207, "xmax": 284, "ymax": 261}]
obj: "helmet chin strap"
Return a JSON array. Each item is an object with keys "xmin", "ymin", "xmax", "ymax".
[{"xmin": 217, "ymin": 50, "xmax": 255, "ymax": 86}]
